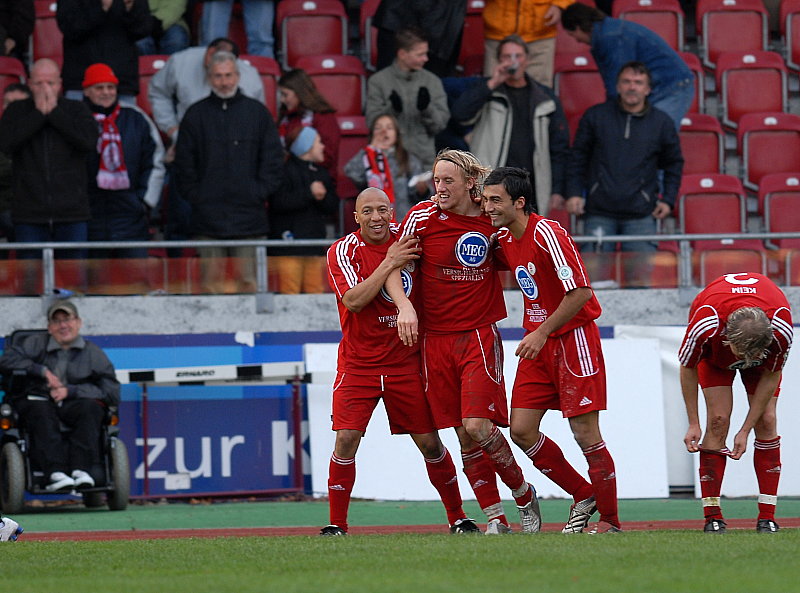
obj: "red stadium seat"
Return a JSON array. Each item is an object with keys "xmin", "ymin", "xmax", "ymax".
[
  {"xmin": 737, "ymin": 112, "xmax": 800, "ymax": 191},
  {"xmin": 0, "ymin": 57, "xmax": 26, "ymax": 116},
  {"xmin": 240, "ymin": 54, "xmax": 281, "ymax": 118},
  {"xmin": 680, "ymin": 51, "xmax": 704, "ymax": 113},
  {"xmin": 715, "ymin": 51, "xmax": 787, "ymax": 130},
  {"xmin": 457, "ymin": 0, "xmax": 486, "ymax": 76},
  {"xmin": 613, "ymin": 0, "xmax": 685, "ymax": 51},
  {"xmin": 697, "ymin": 249, "xmax": 766, "ymax": 285},
  {"xmin": 679, "ymin": 113, "xmax": 724, "ymax": 175},
  {"xmin": 781, "ymin": 0, "xmax": 800, "ymax": 71},
  {"xmin": 31, "ymin": 0, "xmax": 62, "ymax": 66},
  {"xmin": 276, "ymin": 0, "xmax": 348, "ymax": 71},
  {"xmin": 137, "ymin": 55, "xmax": 169, "ymax": 118},
  {"xmin": 295, "ymin": 54, "xmax": 366, "ymax": 117},
  {"xmin": 336, "ymin": 115, "xmax": 369, "ymax": 233},
  {"xmin": 359, "ymin": 0, "xmax": 380, "ymax": 71},
  {"xmin": 696, "ymin": 0, "xmax": 768, "ymax": 69},
  {"xmin": 760, "ymin": 173, "xmax": 800, "ymax": 249},
  {"xmin": 553, "ymin": 53, "xmax": 605, "ymax": 141}
]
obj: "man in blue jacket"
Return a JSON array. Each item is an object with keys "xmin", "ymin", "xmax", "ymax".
[
  {"xmin": 565, "ymin": 61, "xmax": 683, "ymax": 286},
  {"xmin": 561, "ymin": 3, "xmax": 693, "ymax": 130}
]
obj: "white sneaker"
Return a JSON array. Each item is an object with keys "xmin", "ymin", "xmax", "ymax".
[
  {"xmin": 485, "ymin": 518, "xmax": 513, "ymax": 534},
  {"xmin": 71, "ymin": 470, "xmax": 95, "ymax": 489},
  {"xmin": 46, "ymin": 471, "xmax": 75, "ymax": 492},
  {"xmin": 0, "ymin": 517, "xmax": 22, "ymax": 542},
  {"xmin": 517, "ymin": 496, "xmax": 542, "ymax": 534}
]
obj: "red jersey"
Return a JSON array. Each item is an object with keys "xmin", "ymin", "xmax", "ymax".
[
  {"xmin": 327, "ymin": 227, "xmax": 419, "ymax": 375},
  {"xmin": 679, "ymin": 273, "xmax": 793, "ymax": 372},
  {"xmin": 400, "ymin": 200, "xmax": 506, "ymax": 333},
  {"xmin": 496, "ymin": 215, "xmax": 601, "ymax": 336}
]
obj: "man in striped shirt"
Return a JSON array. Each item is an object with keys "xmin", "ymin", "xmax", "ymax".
[
  {"xmin": 321, "ymin": 187, "xmax": 478, "ymax": 536},
  {"xmin": 483, "ymin": 166, "xmax": 621, "ymax": 534},
  {"xmin": 679, "ymin": 272, "xmax": 792, "ymax": 534}
]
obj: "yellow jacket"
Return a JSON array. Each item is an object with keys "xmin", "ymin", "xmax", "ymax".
[{"xmin": 483, "ymin": 0, "xmax": 575, "ymax": 42}]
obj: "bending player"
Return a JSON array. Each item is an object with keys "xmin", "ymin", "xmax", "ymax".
[
  {"xmin": 388, "ymin": 150, "xmax": 539, "ymax": 535},
  {"xmin": 679, "ymin": 272, "xmax": 792, "ymax": 534},
  {"xmin": 0, "ymin": 516, "xmax": 22, "ymax": 541},
  {"xmin": 482, "ymin": 167, "xmax": 621, "ymax": 534},
  {"xmin": 321, "ymin": 187, "xmax": 480, "ymax": 536}
]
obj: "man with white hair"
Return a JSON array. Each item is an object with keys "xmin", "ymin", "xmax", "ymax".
[
  {"xmin": 679, "ymin": 272, "xmax": 793, "ymax": 534},
  {"xmin": 174, "ymin": 50, "xmax": 282, "ymax": 293}
]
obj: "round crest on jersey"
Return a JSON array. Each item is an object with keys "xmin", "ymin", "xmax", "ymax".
[
  {"xmin": 515, "ymin": 265, "xmax": 538, "ymax": 300},
  {"xmin": 455, "ymin": 232, "xmax": 489, "ymax": 267},
  {"xmin": 381, "ymin": 268, "xmax": 413, "ymax": 303}
]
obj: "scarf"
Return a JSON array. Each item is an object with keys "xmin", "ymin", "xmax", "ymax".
[
  {"xmin": 363, "ymin": 145, "xmax": 395, "ymax": 210},
  {"xmin": 278, "ymin": 109, "xmax": 314, "ymax": 149},
  {"xmin": 93, "ymin": 103, "xmax": 130, "ymax": 190}
]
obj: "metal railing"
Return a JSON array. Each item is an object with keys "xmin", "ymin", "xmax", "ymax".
[{"xmin": 2, "ymin": 230, "xmax": 799, "ymax": 310}]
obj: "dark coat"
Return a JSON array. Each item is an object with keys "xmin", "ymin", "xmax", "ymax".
[
  {"xmin": 57, "ymin": 0, "xmax": 152, "ymax": 96},
  {"xmin": 566, "ymin": 98, "xmax": 684, "ymax": 219},
  {"xmin": 0, "ymin": 97, "xmax": 98, "ymax": 224},
  {"xmin": 175, "ymin": 90, "xmax": 283, "ymax": 239},
  {"xmin": 268, "ymin": 154, "xmax": 337, "ymax": 257}
]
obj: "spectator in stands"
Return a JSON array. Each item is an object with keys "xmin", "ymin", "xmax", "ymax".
[
  {"xmin": 561, "ymin": 2, "xmax": 694, "ymax": 130},
  {"xmin": 565, "ymin": 61, "xmax": 683, "ymax": 286},
  {"xmin": 199, "ymin": 0, "xmax": 274, "ymax": 58},
  {"xmin": 174, "ymin": 51, "xmax": 282, "ymax": 293},
  {"xmin": 373, "ymin": 0, "xmax": 467, "ymax": 77},
  {"xmin": 0, "ymin": 0, "xmax": 34, "ymax": 63},
  {"xmin": 57, "ymin": 0, "xmax": 152, "ymax": 105},
  {"xmin": 269, "ymin": 126, "xmax": 338, "ymax": 294},
  {"xmin": 366, "ymin": 27, "xmax": 450, "ymax": 170},
  {"xmin": 0, "ymin": 82, "xmax": 30, "ymax": 245},
  {"xmin": 0, "ymin": 300, "xmax": 120, "ymax": 493},
  {"xmin": 82, "ymin": 63, "xmax": 165, "ymax": 259},
  {"xmin": 451, "ymin": 35, "xmax": 569, "ymax": 217},
  {"xmin": 277, "ymin": 69, "xmax": 340, "ymax": 184},
  {"xmin": 483, "ymin": 0, "xmax": 573, "ymax": 87},
  {"xmin": 148, "ymin": 37, "xmax": 264, "ymax": 244},
  {"xmin": 343, "ymin": 114, "xmax": 429, "ymax": 221},
  {"xmin": 135, "ymin": 0, "xmax": 190, "ymax": 55},
  {"xmin": 0, "ymin": 59, "xmax": 97, "ymax": 260}
]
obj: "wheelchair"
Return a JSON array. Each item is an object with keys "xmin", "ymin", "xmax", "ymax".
[{"xmin": 0, "ymin": 329, "xmax": 130, "ymax": 514}]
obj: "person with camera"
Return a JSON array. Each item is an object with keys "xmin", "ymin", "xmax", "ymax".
[{"xmin": 451, "ymin": 34, "xmax": 569, "ymax": 217}]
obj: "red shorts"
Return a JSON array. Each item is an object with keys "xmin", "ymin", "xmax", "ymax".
[
  {"xmin": 512, "ymin": 323, "xmax": 607, "ymax": 418},
  {"xmin": 421, "ymin": 324, "xmax": 509, "ymax": 430},
  {"xmin": 697, "ymin": 360, "xmax": 782, "ymax": 397},
  {"xmin": 331, "ymin": 371, "xmax": 436, "ymax": 434}
]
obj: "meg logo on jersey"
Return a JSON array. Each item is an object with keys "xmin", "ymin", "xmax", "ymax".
[
  {"xmin": 455, "ymin": 232, "xmax": 489, "ymax": 267},
  {"xmin": 515, "ymin": 265, "xmax": 539, "ymax": 300}
]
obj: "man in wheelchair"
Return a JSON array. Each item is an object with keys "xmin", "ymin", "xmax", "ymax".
[{"xmin": 0, "ymin": 300, "xmax": 120, "ymax": 493}]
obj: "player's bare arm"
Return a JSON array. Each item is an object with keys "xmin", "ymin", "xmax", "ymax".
[
  {"xmin": 679, "ymin": 365, "xmax": 702, "ymax": 453},
  {"xmin": 515, "ymin": 287, "xmax": 592, "ymax": 359},
  {"xmin": 342, "ymin": 236, "xmax": 420, "ymax": 313},
  {"xmin": 731, "ymin": 369, "xmax": 782, "ymax": 460},
  {"xmin": 385, "ymin": 268, "xmax": 418, "ymax": 346}
]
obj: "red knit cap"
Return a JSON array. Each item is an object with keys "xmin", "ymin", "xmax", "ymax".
[{"xmin": 82, "ymin": 63, "xmax": 119, "ymax": 88}]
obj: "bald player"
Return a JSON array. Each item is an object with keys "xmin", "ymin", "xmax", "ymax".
[
  {"xmin": 321, "ymin": 188, "xmax": 479, "ymax": 536},
  {"xmin": 680, "ymin": 272, "xmax": 792, "ymax": 534}
]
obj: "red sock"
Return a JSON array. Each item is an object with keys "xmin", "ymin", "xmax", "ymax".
[
  {"xmin": 328, "ymin": 454, "xmax": 355, "ymax": 532},
  {"xmin": 754, "ymin": 437, "xmax": 781, "ymax": 521},
  {"xmin": 583, "ymin": 441, "xmax": 620, "ymax": 528},
  {"xmin": 425, "ymin": 448, "xmax": 467, "ymax": 525},
  {"xmin": 525, "ymin": 433, "xmax": 593, "ymax": 502},
  {"xmin": 699, "ymin": 449, "xmax": 727, "ymax": 520},
  {"xmin": 478, "ymin": 426, "xmax": 528, "ymax": 504},
  {"xmin": 462, "ymin": 446, "xmax": 506, "ymax": 523}
]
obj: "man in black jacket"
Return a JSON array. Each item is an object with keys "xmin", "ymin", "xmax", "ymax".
[
  {"xmin": 0, "ymin": 300, "xmax": 120, "ymax": 492},
  {"xmin": 565, "ymin": 61, "xmax": 683, "ymax": 286},
  {"xmin": 175, "ymin": 50, "xmax": 283, "ymax": 293},
  {"xmin": 0, "ymin": 58, "xmax": 98, "ymax": 260}
]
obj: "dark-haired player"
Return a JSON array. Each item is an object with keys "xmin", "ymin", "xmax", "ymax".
[
  {"xmin": 679, "ymin": 272, "xmax": 792, "ymax": 534},
  {"xmin": 483, "ymin": 166, "xmax": 621, "ymax": 534}
]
